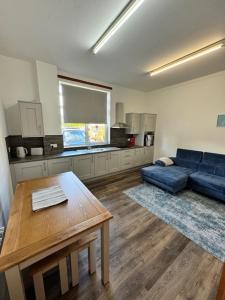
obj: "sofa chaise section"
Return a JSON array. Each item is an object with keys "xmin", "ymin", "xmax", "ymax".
[{"xmin": 141, "ymin": 149, "xmax": 203, "ymax": 193}]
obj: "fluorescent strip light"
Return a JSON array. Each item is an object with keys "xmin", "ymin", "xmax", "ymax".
[
  {"xmin": 149, "ymin": 40, "xmax": 225, "ymax": 76},
  {"xmin": 92, "ymin": 0, "xmax": 145, "ymax": 54}
]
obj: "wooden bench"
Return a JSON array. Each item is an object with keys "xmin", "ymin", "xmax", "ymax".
[{"xmin": 30, "ymin": 233, "xmax": 97, "ymax": 300}]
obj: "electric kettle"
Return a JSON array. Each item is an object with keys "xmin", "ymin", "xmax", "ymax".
[{"xmin": 16, "ymin": 147, "xmax": 28, "ymax": 158}]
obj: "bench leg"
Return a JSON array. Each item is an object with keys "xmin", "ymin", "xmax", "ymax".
[
  {"xmin": 101, "ymin": 221, "xmax": 110, "ymax": 285},
  {"xmin": 33, "ymin": 272, "xmax": 46, "ymax": 300},
  {"xmin": 5, "ymin": 265, "xmax": 26, "ymax": 300},
  {"xmin": 70, "ymin": 250, "xmax": 79, "ymax": 287},
  {"xmin": 59, "ymin": 257, "xmax": 69, "ymax": 295},
  {"xmin": 88, "ymin": 241, "xmax": 96, "ymax": 274}
]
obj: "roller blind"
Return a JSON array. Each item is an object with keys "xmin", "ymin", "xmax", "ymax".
[{"xmin": 62, "ymin": 84, "xmax": 107, "ymax": 124}]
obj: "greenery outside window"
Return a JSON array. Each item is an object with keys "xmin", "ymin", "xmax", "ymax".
[{"xmin": 62, "ymin": 123, "xmax": 107, "ymax": 147}]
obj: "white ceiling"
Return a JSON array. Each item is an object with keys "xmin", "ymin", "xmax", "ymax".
[{"xmin": 0, "ymin": 0, "xmax": 225, "ymax": 92}]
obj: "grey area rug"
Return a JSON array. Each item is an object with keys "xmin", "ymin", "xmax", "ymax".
[{"xmin": 124, "ymin": 183, "xmax": 225, "ymax": 262}]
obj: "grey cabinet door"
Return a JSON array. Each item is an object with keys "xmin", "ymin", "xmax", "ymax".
[
  {"xmin": 73, "ymin": 155, "xmax": 94, "ymax": 180},
  {"xmin": 140, "ymin": 114, "xmax": 156, "ymax": 132},
  {"xmin": 126, "ymin": 113, "xmax": 140, "ymax": 134},
  {"xmin": 94, "ymin": 153, "xmax": 109, "ymax": 177},
  {"xmin": 47, "ymin": 158, "xmax": 73, "ymax": 176},
  {"xmin": 19, "ymin": 102, "xmax": 44, "ymax": 137},
  {"xmin": 134, "ymin": 148, "xmax": 144, "ymax": 166},
  {"xmin": 120, "ymin": 150, "xmax": 134, "ymax": 170},
  {"xmin": 143, "ymin": 147, "xmax": 154, "ymax": 164},
  {"xmin": 108, "ymin": 151, "xmax": 120, "ymax": 173},
  {"xmin": 14, "ymin": 161, "xmax": 48, "ymax": 182}
]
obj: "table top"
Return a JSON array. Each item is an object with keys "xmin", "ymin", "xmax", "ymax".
[{"xmin": 0, "ymin": 172, "xmax": 112, "ymax": 271}]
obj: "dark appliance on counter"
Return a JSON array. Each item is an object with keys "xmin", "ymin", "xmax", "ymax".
[{"xmin": 144, "ymin": 132, "xmax": 154, "ymax": 146}]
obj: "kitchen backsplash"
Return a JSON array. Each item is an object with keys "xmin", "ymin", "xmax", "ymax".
[
  {"xmin": 43, "ymin": 135, "xmax": 64, "ymax": 155},
  {"xmin": 110, "ymin": 128, "xmax": 130, "ymax": 148},
  {"xmin": 6, "ymin": 135, "xmax": 64, "ymax": 157},
  {"xmin": 6, "ymin": 130, "xmax": 129, "ymax": 158},
  {"xmin": 6, "ymin": 136, "xmax": 43, "ymax": 158}
]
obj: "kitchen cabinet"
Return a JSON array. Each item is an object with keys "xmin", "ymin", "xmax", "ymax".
[
  {"xmin": 11, "ymin": 147, "xmax": 153, "ymax": 190},
  {"xmin": 13, "ymin": 160, "xmax": 48, "ymax": 182},
  {"xmin": 6, "ymin": 101, "xmax": 44, "ymax": 137},
  {"xmin": 47, "ymin": 158, "xmax": 73, "ymax": 176},
  {"xmin": 73, "ymin": 155, "xmax": 94, "ymax": 180},
  {"xmin": 108, "ymin": 151, "xmax": 120, "ymax": 173},
  {"xmin": 19, "ymin": 101, "xmax": 44, "ymax": 137},
  {"xmin": 94, "ymin": 153, "xmax": 109, "ymax": 177},
  {"xmin": 133, "ymin": 148, "xmax": 145, "ymax": 166},
  {"xmin": 120, "ymin": 150, "xmax": 134, "ymax": 170},
  {"xmin": 143, "ymin": 147, "xmax": 154, "ymax": 164},
  {"xmin": 140, "ymin": 114, "xmax": 156, "ymax": 132},
  {"xmin": 126, "ymin": 113, "xmax": 140, "ymax": 134}
]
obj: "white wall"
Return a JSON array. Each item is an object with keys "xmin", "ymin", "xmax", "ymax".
[
  {"xmin": 0, "ymin": 55, "xmax": 39, "ymax": 109},
  {"xmin": 36, "ymin": 61, "xmax": 61, "ymax": 135},
  {"xmin": 56, "ymin": 70, "xmax": 148, "ymax": 127},
  {"xmin": 1, "ymin": 55, "xmax": 147, "ymax": 136},
  {"xmin": 0, "ymin": 54, "xmax": 39, "ymax": 135},
  {"xmin": 146, "ymin": 70, "xmax": 225, "ymax": 159},
  {"xmin": 111, "ymin": 85, "xmax": 148, "ymax": 126},
  {"xmin": 0, "ymin": 99, "xmax": 13, "ymax": 223}
]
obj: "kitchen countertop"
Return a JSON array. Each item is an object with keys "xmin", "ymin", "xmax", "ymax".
[{"xmin": 9, "ymin": 145, "xmax": 146, "ymax": 164}]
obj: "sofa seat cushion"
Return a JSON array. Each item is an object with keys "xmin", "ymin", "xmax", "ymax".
[
  {"xmin": 189, "ymin": 172, "xmax": 225, "ymax": 194},
  {"xmin": 141, "ymin": 166, "xmax": 191, "ymax": 188}
]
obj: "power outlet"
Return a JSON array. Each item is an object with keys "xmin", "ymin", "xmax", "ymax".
[{"xmin": 50, "ymin": 144, "xmax": 58, "ymax": 149}]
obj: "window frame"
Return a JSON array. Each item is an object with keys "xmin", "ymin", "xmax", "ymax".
[{"xmin": 59, "ymin": 81, "xmax": 111, "ymax": 148}]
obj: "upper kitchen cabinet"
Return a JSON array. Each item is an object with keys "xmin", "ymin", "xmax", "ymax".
[
  {"xmin": 6, "ymin": 101, "xmax": 44, "ymax": 137},
  {"xmin": 140, "ymin": 113, "xmax": 156, "ymax": 132},
  {"xmin": 19, "ymin": 101, "xmax": 44, "ymax": 137},
  {"xmin": 126, "ymin": 113, "xmax": 140, "ymax": 134}
]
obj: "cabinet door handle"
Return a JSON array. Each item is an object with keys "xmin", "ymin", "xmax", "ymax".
[{"xmin": 43, "ymin": 162, "xmax": 47, "ymax": 172}]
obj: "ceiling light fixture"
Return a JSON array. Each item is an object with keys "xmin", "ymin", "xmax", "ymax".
[
  {"xmin": 92, "ymin": 0, "xmax": 145, "ymax": 54},
  {"xmin": 149, "ymin": 39, "xmax": 225, "ymax": 76}
]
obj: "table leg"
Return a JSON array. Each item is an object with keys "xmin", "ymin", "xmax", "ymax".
[
  {"xmin": 5, "ymin": 265, "xmax": 25, "ymax": 300},
  {"xmin": 101, "ymin": 221, "xmax": 109, "ymax": 285}
]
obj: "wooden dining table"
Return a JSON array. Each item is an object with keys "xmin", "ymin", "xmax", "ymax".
[{"xmin": 0, "ymin": 171, "xmax": 113, "ymax": 300}]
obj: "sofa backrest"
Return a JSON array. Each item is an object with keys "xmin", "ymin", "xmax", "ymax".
[
  {"xmin": 174, "ymin": 149, "xmax": 203, "ymax": 170},
  {"xmin": 203, "ymin": 152, "xmax": 225, "ymax": 165},
  {"xmin": 200, "ymin": 152, "xmax": 225, "ymax": 177},
  {"xmin": 176, "ymin": 149, "xmax": 203, "ymax": 162}
]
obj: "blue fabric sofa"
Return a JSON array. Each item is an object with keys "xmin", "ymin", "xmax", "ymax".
[
  {"xmin": 189, "ymin": 152, "xmax": 225, "ymax": 201},
  {"xmin": 141, "ymin": 149, "xmax": 203, "ymax": 193},
  {"xmin": 141, "ymin": 149, "xmax": 225, "ymax": 202}
]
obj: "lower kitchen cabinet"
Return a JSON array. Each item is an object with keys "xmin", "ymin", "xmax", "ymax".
[
  {"xmin": 73, "ymin": 155, "xmax": 94, "ymax": 180},
  {"xmin": 108, "ymin": 151, "xmax": 120, "ymax": 173},
  {"xmin": 143, "ymin": 147, "xmax": 154, "ymax": 164},
  {"xmin": 13, "ymin": 160, "xmax": 48, "ymax": 182},
  {"xmin": 10, "ymin": 147, "xmax": 154, "ymax": 189},
  {"xmin": 134, "ymin": 148, "xmax": 144, "ymax": 166},
  {"xmin": 47, "ymin": 158, "xmax": 73, "ymax": 176},
  {"xmin": 94, "ymin": 153, "xmax": 109, "ymax": 177},
  {"xmin": 120, "ymin": 150, "xmax": 134, "ymax": 170}
]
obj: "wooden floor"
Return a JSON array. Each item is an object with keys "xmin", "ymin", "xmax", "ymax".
[{"xmin": 25, "ymin": 169, "xmax": 222, "ymax": 300}]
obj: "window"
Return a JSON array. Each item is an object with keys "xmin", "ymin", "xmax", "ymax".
[
  {"xmin": 59, "ymin": 82, "xmax": 110, "ymax": 148},
  {"xmin": 62, "ymin": 123, "xmax": 107, "ymax": 147}
]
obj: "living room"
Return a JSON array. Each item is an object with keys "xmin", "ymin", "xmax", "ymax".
[{"xmin": 0, "ymin": 1, "xmax": 225, "ymax": 300}]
